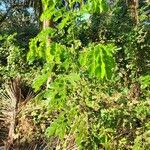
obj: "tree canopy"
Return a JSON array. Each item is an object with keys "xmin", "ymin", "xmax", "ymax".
[{"xmin": 0, "ymin": 0, "xmax": 150, "ymax": 149}]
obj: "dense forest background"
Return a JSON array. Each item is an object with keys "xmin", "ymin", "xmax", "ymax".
[{"xmin": 0, "ymin": 0, "xmax": 150, "ymax": 149}]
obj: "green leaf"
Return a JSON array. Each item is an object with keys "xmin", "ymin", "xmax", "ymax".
[
  {"xmin": 58, "ymin": 13, "xmax": 70, "ymax": 30},
  {"xmin": 100, "ymin": 0, "xmax": 108, "ymax": 13},
  {"xmin": 32, "ymin": 64, "xmax": 54, "ymax": 91},
  {"xmin": 46, "ymin": 124, "xmax": 57, "ymax": 137},
  {"xmin": 53, "ymin": 10, "xmax": 63, "ymax": 22},
  {"xmin": 79, "ymin": 51, "xmax": 88, "ymax": 66},
  {"xmin": 79, "ymin": 44, "xmax": 116, "ymax": 79},
  {"xmin": 101, "ymin": 61, "xmax": 106, "ymax": 79}
]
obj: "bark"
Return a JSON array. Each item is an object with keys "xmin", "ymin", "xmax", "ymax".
[{"xmin": 128, "ymin": 0, "xmax": 139, "ymax": 24}]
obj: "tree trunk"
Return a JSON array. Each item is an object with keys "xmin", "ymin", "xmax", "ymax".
[{"xmin": 128, "ymin": 0, "xmax": 139, "ymax": 24}]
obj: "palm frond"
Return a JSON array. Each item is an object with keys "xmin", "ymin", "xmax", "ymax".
[{"xmin": 0, "ymin": 77, "xmax": 36, "ymax": 149}]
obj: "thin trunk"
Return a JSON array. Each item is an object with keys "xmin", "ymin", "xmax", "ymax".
[
  {"xmin": 41, "ymin": 2, "xmax": 54, "ymax": 89},
  {"xmin": 42, "ymin": 1, "xmax": 54, "ymax": 43},
  {"xmin": 129, "ymin": 0, "xmax": 139, "ymax": 24},
  {"xmin": 43, "ymin": 19, "xmax": 54, "ymax": 43}
]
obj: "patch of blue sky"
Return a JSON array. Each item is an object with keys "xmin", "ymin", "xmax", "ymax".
[
  {"xmin": 0, "ymin": 2, "xmax": 6, "ymax": 11},
  {"xmin": 27, "ymin": 7, "xmax": 34, "ymax": 14}
]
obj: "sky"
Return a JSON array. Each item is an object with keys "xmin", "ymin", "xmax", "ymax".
[{"xmin": 0, "ymin": 2, "xmax": 6, "ymax": 12}]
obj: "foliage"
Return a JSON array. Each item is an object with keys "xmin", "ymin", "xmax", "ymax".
[
  {"xmin": 25, "ymin": 0, "xmax": 150, "ymax": 149},
  {"xmin": 0, "ymin": 0, "xmax": 150, "ymax": 149},
  {"xmin": 0, "ymin": 2, "xmax": 40, "ymax": 87},
  {"xmin": 15, "ymin": 77, "xmax": 150, "ymax": 149},
  {"xmin": 28, "ymin": 0, "xmax": 116, "ymax": 80},
  {"xmin": 79, "ymin": 44, "xmax": 116, "ymax": 79},
  {"xmin": 0, "ymin": 34, "xmax": 40, "ymax": 87}
]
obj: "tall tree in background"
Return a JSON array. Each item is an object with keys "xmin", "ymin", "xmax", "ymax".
[
  {"xmin": 128, "ymin": 0, "xmax": 139, "ymax": 24},
  {"xmin": 0, "ymin": 0, "xmax": 42, "ymax": 27}
]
